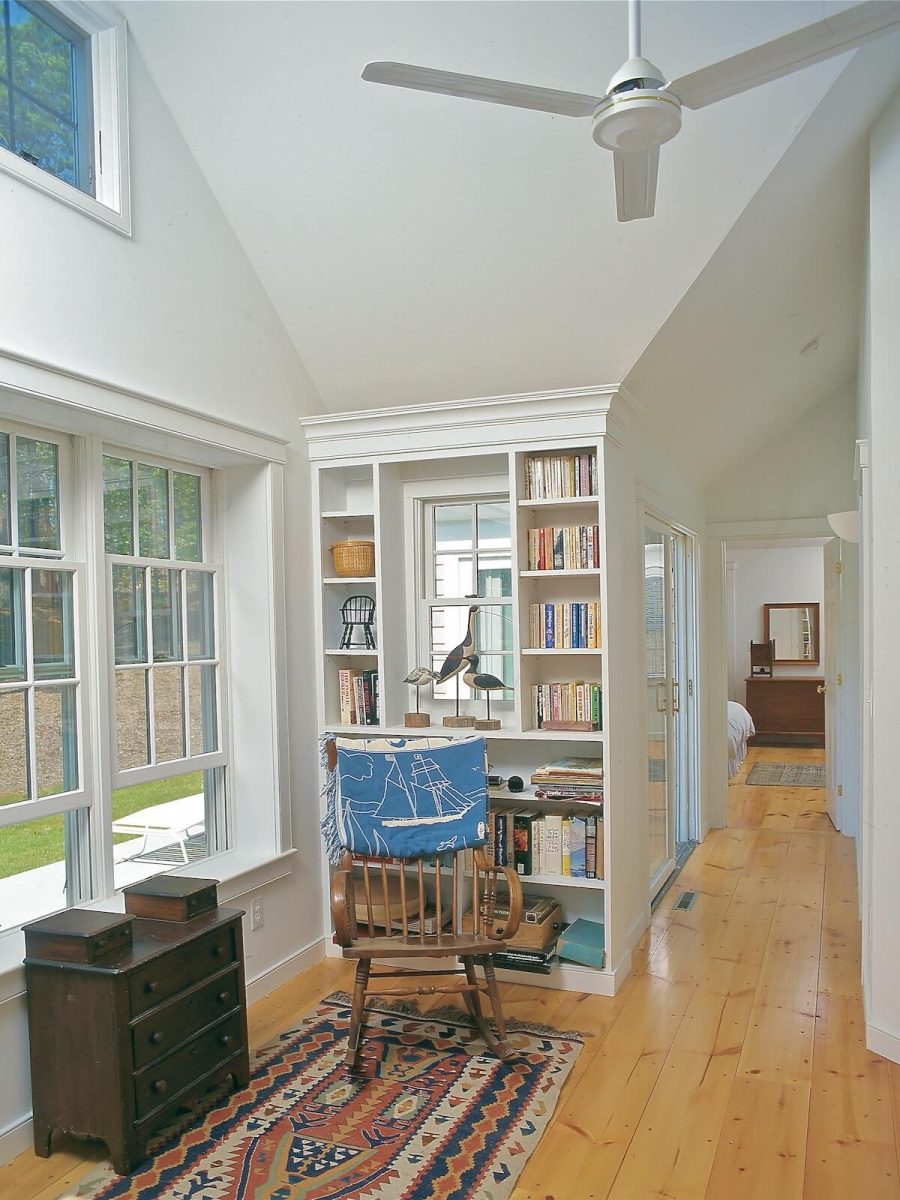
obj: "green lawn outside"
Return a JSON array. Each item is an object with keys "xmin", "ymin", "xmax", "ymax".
[{"xmin": 0, "ymin": 773, "xmax": 203, "ymax": 881}]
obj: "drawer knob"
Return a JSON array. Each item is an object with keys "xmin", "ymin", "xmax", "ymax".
[
  {"xmin": 144, "ymin": 980, "xmax": 159, "ymax": 994},
  {"xmin": 212, "ymin": 945, "xmax": 225, "ymax": 958},
  {"xmin": 149, "ymin": 1032, "xmax": 163, "ymax": 1045},
  {"xmin": 220, "ymin": 1034, "xmax": 233, "ymax": 1048},
  {"xmin": 217, "ymin": 991, "xmax": 230, "ymax": 1004},
  {"xmin": 151, "ymin": 1079, "xmax": 168, "ymax": 1094}
]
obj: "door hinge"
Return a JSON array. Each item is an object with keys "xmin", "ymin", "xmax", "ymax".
[
  {"xmin": 837, "ymin": 673, "xmax": 843, "ymax": 686},
  {"xmin": 834, "ymin": 560, "xmax": 843, "ymax": 574},
  {"xmin": 687, "ymin": 679, "xmax": 694, "ymax": 697},
  {"xmin": 837, "ymin": 785, "xmax": 843, "ymax": 797}
]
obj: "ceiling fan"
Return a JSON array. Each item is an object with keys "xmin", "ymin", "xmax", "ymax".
[{"xmin": 363, "ymin": 0, "xmax": 900, "ymax": 222}]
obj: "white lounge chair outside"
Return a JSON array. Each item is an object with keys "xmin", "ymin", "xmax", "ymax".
[{"xmin": 111, "ymin": 794, "xmax": 205, "ymax": 864}]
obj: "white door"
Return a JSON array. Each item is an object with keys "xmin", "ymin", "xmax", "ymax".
[{"xmin": 823, "ymin": 537, "xmax": 842, "ymax": 830}]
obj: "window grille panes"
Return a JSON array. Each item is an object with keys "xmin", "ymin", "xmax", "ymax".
[
  {"xmin": 186, "ymin": 571, "xmax": 214, "ymax": 659},
  {"xmin": 112, "ymin": 563, "xmax": 146, "ymax": 666},
  {"xmin": 0, "ymin": 432, "xmax": 10, "ymax": 545},
  {"xmin": 137, "ymin": 463, "xmax": 169, "ymax": 559},
  {"xmin": 187, "ymin": 664, "xmax": 217, "ymax": 755},
  {"xmin": 102, "ymin": 456, "xmax": 133, "ymax": 555},
  {"xmin": 16, "ymin": 435, "xmax": 59, "ymax": 550},
  {"xmin": 34, "ymin": 683, "xmax": 77, "ymax": 796},
  {"xmin": 152, "ymin": 665, "xmax": 185, "ymax": 763},
  {"xmin": 173, "ymin": 472, "xmax": 202, "ymax": 561},
  {"xmin": 0, "ymin": 0, "xmax": 93, "ymax": 193},
  {"xmin": 0, "ymin": 565, "xmax": 25, "ymax": 681},
  {"xmin": 115, "ymin": 668, "xmax": 149, "ymax": 770},
  {"xmin": 32, "ymin": 567, "xmax": 74, "ymax": 679},
  {"xmin": 0, "ymin": 688, "xmax": 28, "ymax": 805},
  {"xmin": 150, "ymin": 568, "xmax": 181, "ymax": 663}
]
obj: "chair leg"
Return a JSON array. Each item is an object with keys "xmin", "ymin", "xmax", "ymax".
[
  {"xmin": 346, "ymin": 960, "xmax": 371, "ymax": 1070},
  {"xmin": 462, "ymin": 956, "xmax": 514, "ymax": 1060}
]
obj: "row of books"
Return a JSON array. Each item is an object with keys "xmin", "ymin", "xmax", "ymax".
[
  {"xmin": 524, "ymin": 451, "xmax": 598, "ymax": 500},
  {"xmin": 532, "ymin": 682, "xmax": 602, "ymax": 729},
  {"xmin": 487, "ymin": 807, "xmax": 603, "ymax": 879},
  {"xmin": 337, "ymin": 669, "xmax": 380, "ymax": 725},
  {"xmin": 528, "ymin": 602, "xmax": 601, "ymax": 649},
  {"xmin": 526, "ymin": 525, "xmax": 601, "ymax": 572}
]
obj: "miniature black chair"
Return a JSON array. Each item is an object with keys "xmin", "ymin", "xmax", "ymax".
[{"xmin": 340, "ymin": 595, "xmax": 376, "ymax": 649}]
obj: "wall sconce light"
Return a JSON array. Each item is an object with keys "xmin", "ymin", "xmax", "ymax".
[{"xmin": 826, "ymin": 510, "xmax": 859, "ymax": 543}]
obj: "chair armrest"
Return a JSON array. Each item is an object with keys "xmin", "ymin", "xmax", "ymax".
[
  {"xmin": 330, "ymin": 865, "xmax": 357, "ymax": 947},
  {"xmin": 473, "ymin": 848, "xmax": 523, "ymax": 941}
]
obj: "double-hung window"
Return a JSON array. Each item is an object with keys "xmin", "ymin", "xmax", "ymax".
[
  {"xmin": 102, "ymin": 452, "xmax": 228, "ymax": 890},
  {"xmin": 422, "ymin": 498, "xmax": 514, "ymax": 702},
  {"xmin": 0, "ymin": 425, "xmax": 90, "ymax": 927}
]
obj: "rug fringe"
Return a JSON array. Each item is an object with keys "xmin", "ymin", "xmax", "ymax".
[{"xmin": 321, "ymin": 989, "xmax": 589, "ymax": 1041}]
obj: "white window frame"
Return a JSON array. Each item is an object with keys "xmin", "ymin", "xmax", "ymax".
[
  {"xmin": 0, "ymin": 0, "xmax": 130, "ymax": 234},
  {"xmin": 409, "ymin": 479, "xmax": 515, "ymax": 704}
]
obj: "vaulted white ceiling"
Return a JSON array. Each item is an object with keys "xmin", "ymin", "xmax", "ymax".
[{"xmin": 121, "ymin": 1, "xmax": 900, "ymax": 480}]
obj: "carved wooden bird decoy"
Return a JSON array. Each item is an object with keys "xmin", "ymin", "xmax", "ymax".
[
  {"xmin": 436, "ymin": 605, "xmax": 479, "ymax": 683},
  {"xmin": 402, "ymin": 666, "xmax": 438, "ymax": 687},
  {"xmin": 463, "ymin": 654, "xmax": 510, "ymax": 694}
]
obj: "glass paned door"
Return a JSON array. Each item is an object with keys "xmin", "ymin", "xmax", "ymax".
[{"xmin": 645, "ymin": 525, "xmax": 676, "ymax": 892}]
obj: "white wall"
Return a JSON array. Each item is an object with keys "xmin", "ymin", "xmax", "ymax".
[
  {"xmin": 725, "ymin": 545, "xmax": 825, "ymax": 701},
  {"xmin": 705, "ymin": 386, "xmax": 857, "ymax": 524},
  {"xmin": 859, "ymin": 85, "xmax": 900, "ymax": 1064},
  {"xmin": 0, "ymin": 33, "xmax": 327, "ymax": 1159}
]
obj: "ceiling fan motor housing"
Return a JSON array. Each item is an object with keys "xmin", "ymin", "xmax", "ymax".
[{"xmin": 592, "ymin": 87, "xmax": 682, "ymax": 153}]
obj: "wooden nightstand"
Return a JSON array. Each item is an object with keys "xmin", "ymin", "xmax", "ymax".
[{"xmin": 24, "ymin": 904, "xmax": 250, "ymax": 1174}]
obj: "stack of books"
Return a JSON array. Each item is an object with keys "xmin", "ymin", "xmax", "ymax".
[
  {"xmin": 531, "ymin": 756, "xmax": 604, "ymax": 800},
  {"xmin": 524, "ymin": 451, "xmax": 598, "ymax": 500},
  {"xmin": 338, "ymin": 668, "xmax": 379, "ymax": 724},
  {"xmin": 527, "ymin": 525, "xmax": 600, "ymax": 571},
  {"xmin": 531, "ymin": 682, "xmax": 602, "ymax": 730},
  {"xmin": 528, "ymin": 602, "xmax": 601, "ymax": 649},
  {"xmin": 492, "ymin": 944, "xmax": 558, "ymax": 974}
]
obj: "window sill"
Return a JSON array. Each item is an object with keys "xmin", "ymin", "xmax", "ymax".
[
  {"xmin": 0, "ymin": 148, "xmax": 132, "ymax": 237},
  {"xmin": 0, "ymin": 847, "xmax": 296, "ymax": 1004}
]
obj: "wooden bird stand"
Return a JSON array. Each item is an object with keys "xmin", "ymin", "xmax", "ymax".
[
  {"xmin": 474, "ymin": 717, "xmax": 501, "ymax": 730},
  {"xmin": 443, "ymin": 715, "xmax": 476, "ymax": 728},
  {"xmin": 404, "ymin": 712, "xmax": 431, "ymax": 728}
]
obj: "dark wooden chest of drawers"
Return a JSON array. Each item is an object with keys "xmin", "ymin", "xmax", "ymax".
[
  {"xmin": 745, "ymin": 675, "xmax": 825, "ymax": 746},
  {"xmin": 24, "ymin": 906, "xmax": 249, "ymax": 1174}
]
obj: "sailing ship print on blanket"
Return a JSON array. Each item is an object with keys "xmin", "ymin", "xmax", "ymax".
[{"xmin": 334, "ymin": 736, "xmax": 488, "ymax": 858}]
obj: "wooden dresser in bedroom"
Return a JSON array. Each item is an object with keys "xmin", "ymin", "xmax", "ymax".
[{"xmin": 745, "ymin": 675, "xmax": 825, "ymax": 746}]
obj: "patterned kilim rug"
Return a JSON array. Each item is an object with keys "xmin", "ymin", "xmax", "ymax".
[
  {"xmin": 746, "ymin": 761, "xmax": 826, "ymax": 787},
  {"xmin": 65, "ymin": 991, "xmax": 584, "ymax": 1200}
]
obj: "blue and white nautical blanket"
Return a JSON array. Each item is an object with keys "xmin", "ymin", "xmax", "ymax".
[{"xmin": 322, "ymin": 735, "xmax": 488, "ymax": 862}]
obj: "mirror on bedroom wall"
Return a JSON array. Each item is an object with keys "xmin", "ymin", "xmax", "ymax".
[{"xmin": 763, "ymin": 602, "xmax": 820, "ymax": 664}]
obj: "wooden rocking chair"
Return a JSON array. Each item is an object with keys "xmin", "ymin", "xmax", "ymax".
[{"xmin": 326, "ymin": 741, "xmax": 523, "ymax": 1071}]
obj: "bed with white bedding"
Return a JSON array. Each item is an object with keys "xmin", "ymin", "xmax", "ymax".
[{"xmin": 727, "ymin": 700, "xmax": 755, "ymax": 778}]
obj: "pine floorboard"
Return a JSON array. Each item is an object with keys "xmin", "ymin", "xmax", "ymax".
[{"xmin": 3, "ymin": 746, "xmax": 898, "ymax": 1200}]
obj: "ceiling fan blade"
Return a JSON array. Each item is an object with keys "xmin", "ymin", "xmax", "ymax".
[
  {"xmin": 613, "ymin": 147, "xmax": 659, "ymax": 221},
  {"xmin": 362, "ymin": 62, "xmax": 602, "ymax": 117},
  {"xmin": 669, "ymin": 0, "xmax": 900, "ymax": 110}
]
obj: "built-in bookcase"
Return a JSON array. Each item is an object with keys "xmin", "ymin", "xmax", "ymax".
[{"xmin": 303, "ymin": 390, "xmax": 643, "ymax": 996}]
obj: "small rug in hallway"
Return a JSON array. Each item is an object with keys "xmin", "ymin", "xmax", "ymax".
[
  {"xmin": 746, "ymin": 761, "xmax": 826, "ymax": 787},
  {"xmin": 65, "ymin": 991, "xmax": 584, "ymax": 1200}
]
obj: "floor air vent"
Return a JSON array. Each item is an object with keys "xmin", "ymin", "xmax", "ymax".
[{"xmin": 674, "ymin": 891, "xmax": 698, "ymax": 911}]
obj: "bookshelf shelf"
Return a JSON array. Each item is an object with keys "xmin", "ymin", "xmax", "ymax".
[{"xmin": 305, "ymin": 392, "xmax": 642, "ymax": 998}]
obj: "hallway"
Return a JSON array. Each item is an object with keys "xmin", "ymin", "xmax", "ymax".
[{"xmin": 3, "ymin": 751, "xmax": 896, "ymax": 1200}]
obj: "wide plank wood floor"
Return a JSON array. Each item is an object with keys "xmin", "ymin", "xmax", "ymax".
[{"xmin": 3, "ymin": 746, "xmax": 898, "ymax": 1200}]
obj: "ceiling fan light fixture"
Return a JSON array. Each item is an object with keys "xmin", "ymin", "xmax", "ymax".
[{"xmin": 592, "ymin": 90, "xmax": 681, "ymax": 153}]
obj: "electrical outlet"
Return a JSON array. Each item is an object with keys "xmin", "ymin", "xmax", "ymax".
[{"xmin": 251, "ymin": 896, "xmax": 264, "ymax": 930}]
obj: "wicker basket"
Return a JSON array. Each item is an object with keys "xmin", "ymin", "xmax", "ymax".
[{"xmin": 330, "ymin": 539, "xmax": 375, "ymax": 578}]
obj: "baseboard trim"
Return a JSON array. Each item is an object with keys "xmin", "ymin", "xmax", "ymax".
[
  {"xmin": 867, "ymin": 1022, "xmax": 900, "ymax": 1064},
  {"xmin": 245, "ymin": 937, "xmax": 327, "ymax": 1005},
  {"xmin": 0, "ymin": 1115, "xmax": 35, "ymax": 1166}
]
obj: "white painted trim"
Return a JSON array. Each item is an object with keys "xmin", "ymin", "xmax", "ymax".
[
  {"xmin": 706, "ymin": 517, "xmax": 834, "ymax": 540},
  {"xmin": 244, "ymin": 936, "xmax": 327, "ymax": 1005},
  {"xmin": 866, "ymin": 1022, "xmax": 900, "ymax": 1064},
  {"xmin": 302, "ymin": 386, "xmax": 635, "ymax": 461},
  {"xmin": 0, "ymin": 346, "xmax": 288, "ymax": 466},
  {"xmin": 0, "ymin": 1114, "xmax": 34, "ymax": 1167}
]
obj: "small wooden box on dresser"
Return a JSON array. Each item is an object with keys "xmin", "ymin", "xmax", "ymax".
[{"xmin": 23, "ymin": 879, "xmax": 249, "ymax": 1175}]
